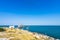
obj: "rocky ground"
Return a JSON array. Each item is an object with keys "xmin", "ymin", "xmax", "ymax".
[{"xmin": 0, "ymin": 28, "xmax": 60, "ymax": 40}]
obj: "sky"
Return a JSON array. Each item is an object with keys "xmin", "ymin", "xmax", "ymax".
[{"xmin": 0, "ymin": 0, "xmax": 60, "ymax": 25}]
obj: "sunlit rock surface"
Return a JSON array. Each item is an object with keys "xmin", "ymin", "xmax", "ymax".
[{"xmin": 0, "ymin": 28, "xmax": 60, "ymax": 40}]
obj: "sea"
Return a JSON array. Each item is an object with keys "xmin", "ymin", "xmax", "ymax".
[{"xmin": 0, "ymin": 25, "xmax": 60, "ymax": 39}]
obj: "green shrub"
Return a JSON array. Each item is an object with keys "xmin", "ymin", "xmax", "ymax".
[{"xmin": 0, "ymin": 28, "xmax": 6, "ymax": 32}]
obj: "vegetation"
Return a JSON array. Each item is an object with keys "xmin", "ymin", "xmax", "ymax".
[{"xmin": 0, "ymin": 28, "xmax": 6, "ymax": 32}]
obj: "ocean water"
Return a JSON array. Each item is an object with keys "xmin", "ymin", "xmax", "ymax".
[
  {"xmin": 0, "ymin": 25, "xmax": 60, "ymax": 39},
  {"xmin": 23, "ymin": 25, "xmax": 60, "ymax": 39}
]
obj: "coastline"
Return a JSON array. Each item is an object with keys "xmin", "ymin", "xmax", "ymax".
[{"xmin": 0, "ymin": 25, "xmax": 60, "ymax": 39}]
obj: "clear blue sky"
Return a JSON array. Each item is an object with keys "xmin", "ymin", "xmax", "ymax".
[{"xmin": 0, "ymin": 0, "xmax": 60, "ymax": 25}]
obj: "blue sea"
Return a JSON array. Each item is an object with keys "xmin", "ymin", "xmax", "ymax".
[
  {"xmin": 21, "ymin": 25, "xmax": 60, "ymax": 39},
  {"xmin": 0, "ymin": 25, "xmax": 60, "ymax": 39}
]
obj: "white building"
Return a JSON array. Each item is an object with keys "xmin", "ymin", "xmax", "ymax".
[{"xmin": 9, "ymin": 25, "xmax": 14, "ymax": 29}]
